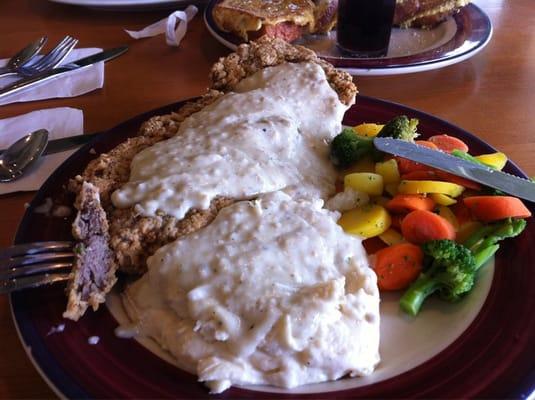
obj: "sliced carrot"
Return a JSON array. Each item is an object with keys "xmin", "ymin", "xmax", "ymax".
[
  {"xmin": 395, "ymin": 141, "xmax": 440, "ymax": 175},
  {"xmin": 429, "ymin": 134, "xmax": 469, "ymax": 153},
  {"xmin": 463, "ymin": 196, "xmax": 532, "ymax": 222},
  {"xmin": 386, "ymin": 194, "xmax": 436, "ymax": 214},
  {"xmin": 434, "ymin": 170, "xmax": 482, "ymax": 191},
  {"xmin": 373, "ymin": 243, "xmax": 424, "ymax": 291},
  {"xmin": 363, "ymin": 236, "xmax": 387, "ymax": 254},
  {"xmin": 415, "ymin": 140, "xmax": 439, "ymax": 150},
  {"xmin": 401, "ymin": 170, "xmax": 437, "ymax": 181},
  {"xmin": 451, "ymin": 201, "xmax": 473, "ymax": 225},
  {"xmin": 395, "ymin": 157, "xmax": 433, "ymax": 175},
  {"xmin": 390, "ymin": 214, "xmax": 404, "ymax": 229},
  {"xmin": 401, "ymin": 209, "xmax": 456, "ymax": 244}
]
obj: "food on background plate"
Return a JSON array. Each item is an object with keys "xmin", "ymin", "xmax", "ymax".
[
  {"xmin": 331, "ymin": 124, "xmax": 530, "ymax": 315},
  {"xmin": 64, "ymin": 37, "xmax": 380, "ymax": 393},
  {"xmin": 211, "ymin": 0, "xmax": 471, "ymax": 44},
  {"xmin": 212, "ymin": 0, "xmax": 338, "ymax": 41},
  {"xmin": 393, "ymin": 0, "xmax": 472, "ymax": 28}
]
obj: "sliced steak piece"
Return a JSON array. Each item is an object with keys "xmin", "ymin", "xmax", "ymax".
[{"xmin": 63, "ymin": 181, "xmax": 116, "ymax": 321}]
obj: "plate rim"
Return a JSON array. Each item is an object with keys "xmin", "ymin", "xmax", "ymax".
[
  {"xmin": 9, "ymin": 95, "xmax": 535, "ymax": 399},
  {"xmin": 203, "ymin": 2, "xmax": 493, "ymax": 75},
  {"xmin": 47, "ymin": 0, "xmax": 199, "ymax": 9}
]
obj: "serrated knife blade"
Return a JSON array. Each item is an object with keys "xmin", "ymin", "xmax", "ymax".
[{"xmin": 373, "ymin": 137, "xmax": 535, "ymax": 202}]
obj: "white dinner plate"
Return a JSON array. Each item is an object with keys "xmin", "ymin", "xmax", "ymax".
[
  {"xmin": 10, "ymin": 96, "xmax": 535, "ymax": 398},
  {"xmin": 204, "ymin": 2, "xmax": 493, "ymax": 76},
  {"xmin": 47, "ymin": 0, "xmax": 204, "ymax": 11}
]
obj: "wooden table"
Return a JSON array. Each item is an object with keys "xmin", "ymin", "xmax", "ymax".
[{"xmin": 0, "ymin": 0, "xmax": 533, "ymax": 397}]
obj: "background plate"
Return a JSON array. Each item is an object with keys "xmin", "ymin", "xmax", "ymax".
[
  {"xmin": 47, "ymin": 0, "xmax": 204, "ymax": 11},
  {"xmin": 11, "ymin": 96, "xmax": 535, "ymax": 398},
  {"xmin": 204, "ymin": 3, "xmax": 492, "ymax": 76}
]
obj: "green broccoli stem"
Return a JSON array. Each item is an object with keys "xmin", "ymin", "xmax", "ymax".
[
  {"xmin": 463, "ymin": 225, "xmax": 496, "ymax": 251},
  {"xmin": 465, "ymin": 219, "xmax": 526, "ymax": 254},
  {"xmin": 451, "ymin": 150, "xmax": 496, "ymax": 169},
  {"xmin": 473, "ymin": 244, "xmax": 500, "ymax": 270},
  {"xmin": 399, "ymin": 273, "xmax": 440, "ymax": 316}
]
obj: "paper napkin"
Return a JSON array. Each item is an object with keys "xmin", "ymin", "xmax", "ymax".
[
  {"xmin": 0, "ymin": 48, "xmax": 104, "ymax": 106},
  {"xmin": 0, "ymin": 107, "xmax": 84, "ymax": 195},
  {"xmin": 125, "ymin": 5, "xmax": 198, "ymax": 46}
]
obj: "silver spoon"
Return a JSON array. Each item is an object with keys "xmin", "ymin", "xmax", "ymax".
[
  {"xmin": 0, "ymin": 129, "xmax": 49, "ymax": 182},
  {"xmin": 0, "ymin": 36, "xmax": 48, "ymax": 78}
]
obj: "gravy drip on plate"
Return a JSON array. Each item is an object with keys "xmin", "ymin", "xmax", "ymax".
[
  {"xmin": 122, "ymin": 192, "xmax": 380, "ymax": 393},
  {"xmin": 111, "ymin": 62, "xmax": 347, "ymax": 219}
]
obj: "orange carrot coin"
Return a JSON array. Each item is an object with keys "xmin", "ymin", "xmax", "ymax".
[
  {"xmin": 373, "ymin": 243, "xmax": 424, "ymax": 291},
  {"xmin": 386, "ymin": 194, "xmax": 436, "ymax": 214},
  {"xmin": 428, "ymin": 134, "xmax": 469, "ymax": 153},
  {"xmin": 401, "ymin": 209, "xmax": 456, "ymax": 244},
  {"xmin": 463, "ymin": 196, "xmax": 532, "ymax": 222}
]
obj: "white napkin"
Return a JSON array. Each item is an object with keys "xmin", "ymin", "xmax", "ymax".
[
  {"xmin": 0, "ymin": 48, "xmax": 104, "ymax": 106},
  {"xmin": 125, "ymin": 5, "xmax": 198, "ymax": 46},
  {"xmin": 0, "ymin": 107, "xmax": 84, "ymax": 195}
]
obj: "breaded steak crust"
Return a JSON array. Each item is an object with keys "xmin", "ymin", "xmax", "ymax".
[{"xmin": 69, "ymin": 36, "xmax": 357, "ymax": 285}]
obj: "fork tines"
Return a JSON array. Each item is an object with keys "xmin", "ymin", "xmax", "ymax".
[
  {"xmin": 22, "ymin": 36, "xmax": 78, "ymax": 73},
  {"xmin": 0, "ymin": 241, "xmax": 74, "ymax": 294}
]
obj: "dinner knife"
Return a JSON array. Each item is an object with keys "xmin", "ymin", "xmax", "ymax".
[
  {"xmin": 373, "ymin": 137, "xmax": 535, "ymax": 202},
  {"xmin": 0, "ymin": 46, "xmax": 128, "ymax": 99}
]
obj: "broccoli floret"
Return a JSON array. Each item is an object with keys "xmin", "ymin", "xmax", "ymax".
[
  {"xmin": 400, "ymin": 240, "xmax": 476, "ymax": 316},
  {"xmin": 330, "ymin": 116, "xmax": 419, "ymax": 167},
  {"xmin": 377, "ymin": 115, "xmax": 419, "ymax": 142},
  {"xmin": 400, "ymin": 218, "xmax": 527, "ymax": 316},
  {"xmin": 330, "ymin": 128, "xmax": 374, "ymax": 167}
]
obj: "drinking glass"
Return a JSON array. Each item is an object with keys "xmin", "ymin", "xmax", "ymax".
[{"xmin": 337, "ymin": 0, "xmax": 397, "ymax": 57}]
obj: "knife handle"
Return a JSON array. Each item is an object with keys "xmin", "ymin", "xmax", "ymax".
[{"xmin": 0, "ymin": 68, "xmax": 68, "ymax": 100}]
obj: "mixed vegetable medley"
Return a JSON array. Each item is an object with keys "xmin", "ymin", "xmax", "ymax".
[{"xmin": 330, "ymin": 116, "xmax": 532, "ymax": 316}]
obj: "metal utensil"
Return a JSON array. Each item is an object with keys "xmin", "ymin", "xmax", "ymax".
[
  {"xmin": 374, "ymin": 137, "xmax": 535, "ymax": 202},
  {"xmin": 0, "ymin": 241, "xmax": 73, "ymax": 294},
  {"xmin": 0, "ymin": 129, "xmax": 49, "ymax": 182},
  {"xmin": 0, "ymin": 131, "xmax": 97, "ymax": 157},
  {"xmin": 15, "ymin": 36, "xmax": 78, "ymax": 78},
  {"xmin": 0, "ymin": 46, "xmax": 128, "ymax": 100},
  {"xmin": 0, "ymin": 36, "xmax": 48, "ymax": 78}
]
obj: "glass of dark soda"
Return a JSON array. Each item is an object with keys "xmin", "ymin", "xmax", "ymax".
[{"xmin": 337, "ymin": 0, "xmax": 397, "ymax": 57}]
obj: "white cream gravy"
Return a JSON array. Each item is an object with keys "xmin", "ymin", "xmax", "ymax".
[
  {"xmin": 111, "ymin": 62, "xmax": 346, "ymax": 219},
  {"xmin": 123, "ymin": 192, "xmax": 380, "ymax": 393},
  {"xmin": 115, "ymin": 61, "xmax": 381, "ymax": 393}
]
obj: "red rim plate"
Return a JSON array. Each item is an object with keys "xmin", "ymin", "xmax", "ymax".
[
  {"xmin": 10, "ymin": 96, "xmax": 535, "ymax": 398},
  {"xmin": 203, "ymin": 2, "xmax": 492, "ymax": 71}
]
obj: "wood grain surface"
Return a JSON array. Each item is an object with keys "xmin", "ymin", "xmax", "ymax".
[{"xmin": 0, "ymin": 0, "xmax": 533, "ymax": 397}]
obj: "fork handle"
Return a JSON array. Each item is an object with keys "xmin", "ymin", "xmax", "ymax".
[{"xmin": 0, "ymin": 67, "xmax": 16, "ymax": 78}]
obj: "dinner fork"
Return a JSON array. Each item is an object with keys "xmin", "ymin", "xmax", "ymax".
[
  {"xmin": 0, "ymin": 241, "xmax": 74, "ymax": 294},
  {"xmin": 2, "ymin": 36, "xmax": 78, "ymax": 79}
]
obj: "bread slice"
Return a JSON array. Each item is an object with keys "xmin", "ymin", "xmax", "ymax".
[
  {"xmin": 212, "ymin": 0, "xmax": 339, "ymax": 42},
  {"xmin": 213, "ymin": 0, "xmax": 316, "ymax": 41},
  {"xmin": 394, "ymin": 0, "xmax": 471, "ymax": 28}
]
